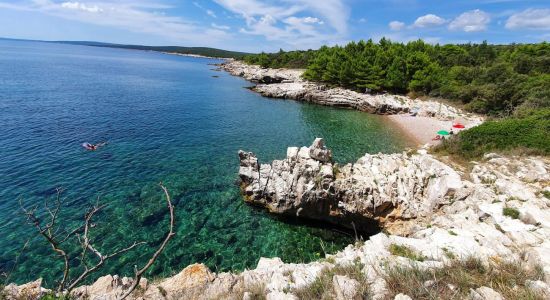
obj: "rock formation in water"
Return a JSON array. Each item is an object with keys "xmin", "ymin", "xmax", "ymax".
[
  {"xmin": 4, "ymin": 62, "xmax": 548, "ymax": 300},
  {"xmin": 239, "ymin": 138, "xmax": 462, "ymax": 233},
  {"xmin": 221, "ymin": 60, "xmax": 483, "ymax": 124},
  {"xmin": 4, "ymin": 142, "xmax": 550, "ymax": 299}
]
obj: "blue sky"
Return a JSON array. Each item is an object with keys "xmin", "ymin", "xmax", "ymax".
[{"xmin": 0, "ymin": 0, "xmax": 549, "ymax": 52}]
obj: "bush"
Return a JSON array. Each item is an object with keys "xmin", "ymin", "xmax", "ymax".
[
  {"xmin": 503, "ymin": 207, "xmax": 520, "ymax": 219},
  {"xmin": 242, "ymin": 40, "xmax": 550, "ymax": 116},
  {"xmin": 434, "ymin": 108, "xmax": 550, "ymax": 158}
]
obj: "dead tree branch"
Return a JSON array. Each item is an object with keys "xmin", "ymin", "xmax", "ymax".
[
  {"xmin": 19, "ymin": 187, "xmax": 151, "ymax": 294},
  {"xmin": 118, "ymin": 183, "xmax": 175, "ymax": 300}
]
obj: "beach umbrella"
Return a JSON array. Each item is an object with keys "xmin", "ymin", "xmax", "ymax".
[
  {"xmin": 437, "ymin": 130, "xmax": 450, "ymax": 135},
  {"xmin": 453, "ymin": 124, "xmax": 465, "ymax": 129}
]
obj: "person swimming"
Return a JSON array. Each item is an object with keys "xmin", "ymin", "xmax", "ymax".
[{"xmin": 82, "ymin": 142, "xmax": 106, "ymax": 151}]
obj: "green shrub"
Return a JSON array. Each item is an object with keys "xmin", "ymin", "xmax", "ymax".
[
  {"xmin": 503, "ymin": 207, "xmax": 520, "ymax": 219},
  {"xmin": 434, "ymin": 108, "xmax": 550, "ymax": 158}
]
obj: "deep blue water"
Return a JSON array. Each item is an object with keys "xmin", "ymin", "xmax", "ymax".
[{"xmin": 0, "ymin": 40, "xmax": 409, "ymax": 285}]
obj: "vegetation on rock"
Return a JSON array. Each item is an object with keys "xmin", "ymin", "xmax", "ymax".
[
  {"xmin": 388, "ymin": 244, "xmax": 426, "ymax": 262},
  {"xmin": 292, "ymin": 262, "xmax": 370, "ymax": 300},
  {"xmin": 503, "ymin": 207, "xmax": 520, "ymax": 219},
  {"xmin": 434, "ymin": 108, "xmax": 550, "ymax": 158},
  {"xmin": 243, "ymin": 40, "xmax": 549, "ymax": 117},
  {"xmin": 385, "ymin": 257, "xmax": 546, "ymax": 299}
]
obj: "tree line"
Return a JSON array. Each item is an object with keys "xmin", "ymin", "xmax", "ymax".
[{"xmin": 243, "ymin": 39, "xmax": 550, "ymax": 116}]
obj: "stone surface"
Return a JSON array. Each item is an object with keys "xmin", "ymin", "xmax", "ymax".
[
  {"xmin": 394, "ymin": 293, "xmax": 413, "ymax": 300},
  {"xmin": 332, "ymin": 275, "xmax": 359, "ymax": 300},
  {"xmin": 470, "ymin": 286, "xmax": 504, "ymax": 300},
  {"xmin": 3, "ymin": 278, "xmax": 46, "ymax": 300},
  {"xmin": 239, "ymin": 138, "xmax": 463, "ymax": 232}
]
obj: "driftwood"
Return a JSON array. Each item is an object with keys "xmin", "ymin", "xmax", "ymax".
[{"xmin": 19, "ymin": 183, "xmax": 175, "ymax": 299}]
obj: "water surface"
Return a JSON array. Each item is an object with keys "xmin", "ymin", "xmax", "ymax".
[{"xmin": 0, "ymin": 40, "xmax": 409, "ymax": 285}]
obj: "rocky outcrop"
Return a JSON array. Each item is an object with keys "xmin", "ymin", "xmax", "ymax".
[
  {"xmin": 221, "ymin": 60, "xmax": 483, "ymax": 123},
  {"xmin": 239, "ymin": 138, "xmax": 462, "ymax": 233},
  {"xmin": 5, "ymin": 149, "xmax": 550, "ymax": 299}
]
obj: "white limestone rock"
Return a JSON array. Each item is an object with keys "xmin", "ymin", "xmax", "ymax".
[{"xmin": 332, "ymin": 275, "xmax": 360, "ymax": 300}]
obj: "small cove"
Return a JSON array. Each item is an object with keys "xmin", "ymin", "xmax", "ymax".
[{"xmin": 0, "ymin": 40, "xmax": 411, "ymax": 285}]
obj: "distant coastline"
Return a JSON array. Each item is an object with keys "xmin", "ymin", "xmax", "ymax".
[{"xmin": 161, "ymin": 51, "xmax": 228, "ymax": 60}]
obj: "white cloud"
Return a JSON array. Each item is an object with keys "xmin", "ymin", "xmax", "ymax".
[
  {"xmin": 412, "ymin": 14, "xmax": 446, "ymax": 28},
  {"xmin": 358, "ymin": 18, "xmax": 367, "ymax": 23},
  {"xmin": 449, "ymin": 9, "xmax": 491, "ymax": 32},
  {"xmin": 0, "ymin": 0, "xmax": 232, "ymax": 46},
  {"xmin": 389, "ymin": 21, "xmax": 405, "ymax": 31},
  {"xmin": 302, "ymin": 17, "xmax": 324, "ymax": 24},
  {"xmin": 214, "ymin": 0, "xmax": 348, "ymax": 48},
  {"xmin": 206, "ymin": 9, "xmax": 217, "ymax": 18},
  {"xmin": 290, "ymin": 0, "xmax": 348, "ymax": 34},
  {"xmin": 61, "ymin": 2, "xmax": 102, "ymax": 13},
  {"xmin": 212, "ymin": 23, "xmax": 230, "ymax": 30},
  {"xmin": 506, "ymin": 8, "xmax": 550, "ymax": 30}
]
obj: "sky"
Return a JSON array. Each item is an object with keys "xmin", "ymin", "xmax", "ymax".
[{"xmin": 0, "ymin": 0, "xmax": 549, "ymax": 52}]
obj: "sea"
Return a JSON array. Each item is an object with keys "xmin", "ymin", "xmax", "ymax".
[{"xmin": 0, "ymin": 39, "xmax": 409, "ymax": 285}]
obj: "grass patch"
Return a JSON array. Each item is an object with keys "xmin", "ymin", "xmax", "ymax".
[
  {"xmin": 385, "ymin": 257, "xmax": 545, "ymax": 300},
  {"xmin": 433, "ymin": 108, "xmax": 550, "ymax": 159},
  {"xmin": 442, "ymin": 247, "xmax": 456, "ymax": 260},
  {"xmin": 389, "ymin": 244, "xmax": 426, "ymax": 262},
  {"xmin": 542, "ymin": 190, "xmax": 550, "ymax": 199},
  {"xmin": 503, "ymin": 207, "xmax": 520, "ymax": 219},
  {"xmin": 214, "ymin": 282, "xmax": 266, "ymax": 300},
  {"xmin": 448, "ymin": 230, "xmax": 458, "ymax": 236},
  {"xmin": 292, "ymin": 263, "xmax": 370, "ymax": 300}
]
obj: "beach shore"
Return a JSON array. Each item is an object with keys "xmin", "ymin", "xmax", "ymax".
[
  {"xmin": 386, "ymin": 114, "xmax": 475, "ymax": 146},
  {"xmin": 220, "ymin": 60, "xmax": 484, "ymax": 147}
]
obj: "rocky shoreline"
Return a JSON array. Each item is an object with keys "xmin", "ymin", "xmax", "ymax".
[
  {"xmin": 4, "ymin": 62, "xmax": 549, "ymax": 299},
  {"xmin": 219, "ymin": 60, "xmax": 483, "ymax": 124},
  {"xmin": 6, "ymin": 139, "xmax": 549, "ymax": 299}
]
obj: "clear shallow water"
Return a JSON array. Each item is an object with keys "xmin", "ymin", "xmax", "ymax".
[{"xmin": 0, "ymin": 40, "xmax": 409, "ymax": 285}]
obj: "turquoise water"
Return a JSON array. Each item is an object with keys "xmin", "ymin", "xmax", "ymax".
[{"xmin": 0, "ymin": 40, "xmax": 409, "ymax": 286}]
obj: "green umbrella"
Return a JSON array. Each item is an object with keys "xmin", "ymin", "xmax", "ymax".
[{"xmin": 437, "ymin": 130, "xmax": 450, "ymax": 135}]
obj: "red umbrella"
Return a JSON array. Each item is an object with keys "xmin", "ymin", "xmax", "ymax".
[{"xmin": 453, "ymin": 124, "xmax": 465, "ymax": 129}]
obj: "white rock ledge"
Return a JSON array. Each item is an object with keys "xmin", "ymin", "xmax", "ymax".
[{"xmin": 220, "ymin": 60, "xmax": 483, "ymax": 124}]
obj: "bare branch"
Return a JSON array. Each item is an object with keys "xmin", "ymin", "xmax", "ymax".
[
  {"xmin": 19, "ymin": 186, "xmax": 171, "ymax": 297},
  {"xmin": 67, "ymin": 241, "xmax": 145, "ymax": 292},
  {"xmin": 19, "ymin": 192, "xmax": 71, "ymax": 293},
  {"xmin": 118, "ymin": 183, "xmax": 175, "ymax": 300}
]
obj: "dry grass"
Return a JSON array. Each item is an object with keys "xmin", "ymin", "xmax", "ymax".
[
  {"xmin": 389, "ymin": 244, "xmax": 426, "ymax": 262},
  {"xmin": 292, "ymin": 262, "xmax": 370, "ymax": 300},
  {"xmin": 214, "ymin": 282, "xmax": 267, "ymax": 300},
  {"xmin": 385, "ymin": 257, "xmax": 545, "ymax": 300}
]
